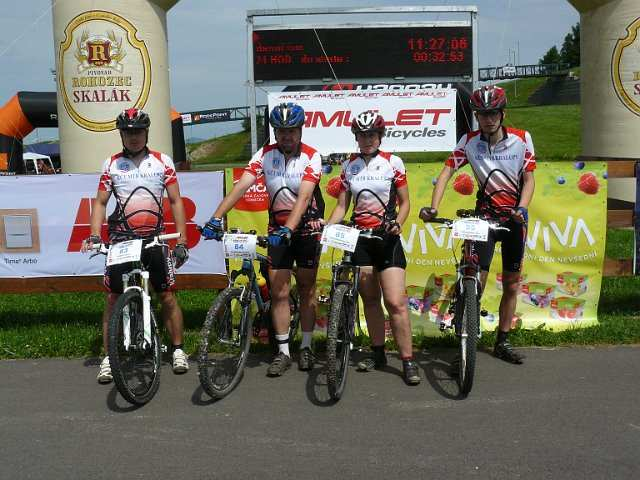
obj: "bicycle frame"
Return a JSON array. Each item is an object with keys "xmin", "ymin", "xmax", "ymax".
[
  {"xmin": 448, "ymin": 238, "xmax": 482, "ymax": 336},
  {"xmin": 228, "ymin": 255, "xmax": 270, "ymax": 316},
  {"xmin": 330, "ymin": 251, "xmax": 361, "ymax": 338},
  {"xmin": 91, "ymin": 233, "xmax": 179, "ymax": 351}
]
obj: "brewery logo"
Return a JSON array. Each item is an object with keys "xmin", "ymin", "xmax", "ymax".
[
  {"xmin": 58, "ymin": 10, "xmax": 152, "ymax": 131},
  {"xmin": 611, "ymin": 17, "xmax": 640, "ymax": 116}
]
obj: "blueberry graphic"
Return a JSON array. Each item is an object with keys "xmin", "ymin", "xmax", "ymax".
[
  {"xmin": 574, "ymin": 161, "xmax": 585, "ymax": 170},
  {"xmin": 557, "ymin": 176, "xmax": 566, "ymax": 185}
]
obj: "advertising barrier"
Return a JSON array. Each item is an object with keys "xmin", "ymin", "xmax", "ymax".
[
  {"xmin": 0, "ymin": 172, "xmax": 226, "ymax": 278},
  {"xmin": 268, "ymin": 89, "xmax": 457, "ymax": 155},
  {"xmin": 226, "ymin": 161, "xmax": 607, "ymax": 334}
]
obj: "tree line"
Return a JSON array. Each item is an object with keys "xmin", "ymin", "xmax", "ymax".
[{"xmin": 538, "ymin": 22, "xmax": 580, "ymax": 67}]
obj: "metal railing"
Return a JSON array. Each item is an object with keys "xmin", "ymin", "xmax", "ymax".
[{"xmin": 479, "ymin": 63, "xmax": 571, "ymax": 81}]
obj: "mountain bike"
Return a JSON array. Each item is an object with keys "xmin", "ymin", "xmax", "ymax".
[
  {"xmin": 197, "ymin": 229, "xmax": 300, "ymax": 399},
  {"xmin": 91, "ymin": 232, "xmax": 180, "ymax": 405},
  {"xmin": 321, "ymin": 224, "xmax": 380, "ymax": 401},
  {"xmin": 425, "ymin": 209, "xmax": 508, "ymax": 396}
]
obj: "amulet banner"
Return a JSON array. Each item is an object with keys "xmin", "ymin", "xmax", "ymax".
[
  {"xmin": 268, "ymin": 89, "xmax": 457, "ymax": 155},
  {"xmin": 0, "ymin": 173, "xmax": 226, "ymax": 277}
]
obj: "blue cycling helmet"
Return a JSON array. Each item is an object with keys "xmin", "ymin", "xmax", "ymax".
[{"xmin": 269, "ymin": 102, "xmax": 305, "ymax": 129}]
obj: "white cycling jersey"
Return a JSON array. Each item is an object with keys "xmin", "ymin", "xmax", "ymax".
[
  {"xmin": 339, "ymin": 150, "xmax": 408, "ymax": 229},
  {"xmin": 244, "ymin": 142, "xmax": 323, "ymax": 230},
  {"xmin": 446, "ymin": 127, "xmax": 536, "ymax": 212},
  {"xmin": 98, "ymin": 149, "xmax": 177, "ymax": 240}
]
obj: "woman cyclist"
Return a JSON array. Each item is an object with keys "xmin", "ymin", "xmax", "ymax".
[{"xmin": 323, "ymin": 111, "xmax": 420, "ymax": 385}]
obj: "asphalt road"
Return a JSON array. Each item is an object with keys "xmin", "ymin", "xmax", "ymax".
[{"xmin": 1, "ymin": 346, "xmax": 639, "ymax": 479}]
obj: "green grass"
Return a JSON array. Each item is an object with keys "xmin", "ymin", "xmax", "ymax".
[
  {"xmin": 0, "ymin": 225, "xmax": 636, "ymax": 359},
  {"xmin": 2, "ymin": 272, "xmax": 637, "ymax": 359},
  {"xmin": 498, "ymin": 76, "xmax": 548, "ymax": 107},
  {"xmin": 504, "ymin": 104, "xmax": 581, "ymax": 160},
  {"xmin": 189, "ymin": 131, "xmax": 250, "ymax": 165}
]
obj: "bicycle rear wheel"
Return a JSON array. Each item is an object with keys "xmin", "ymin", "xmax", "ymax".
[
  {"xmin": 198, "ymin": 287, "xmax": 252, "ymax": 399},
  {"xmin": 326, "ymin": 284, "xmax": 352, "ymax": 401},
  {"xmin": 456, "ymin": 278, "xmax": 479, "ymax": 397},
  {"xmin": 108, "ymin": 289, "xmax": 161, "ymax": 405}
]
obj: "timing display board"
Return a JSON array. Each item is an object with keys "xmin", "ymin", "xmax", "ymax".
[{"xmin": 253, "ymin": 26, "xmax": 472, "ymax": 82}]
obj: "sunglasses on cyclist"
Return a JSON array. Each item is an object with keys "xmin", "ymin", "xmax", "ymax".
[{"xmin": 477, "ymin": 109, "xmax": 502, "ymax": 117}]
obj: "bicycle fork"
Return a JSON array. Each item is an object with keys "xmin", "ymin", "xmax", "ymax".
[{"xmin": 121, "ymin": 270, "xmax": 152, "ymax": 351}]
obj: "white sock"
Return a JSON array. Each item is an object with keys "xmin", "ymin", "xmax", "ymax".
[
  {"xmin": 300, "ymin": 331, "xmax": 313, "ymax": 350},
  {"xmin": 275, "ymin": 334, "xmax": 290, "ymax": 356}
]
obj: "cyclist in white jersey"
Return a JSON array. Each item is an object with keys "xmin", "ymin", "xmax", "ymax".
[
  {"xmin": 420, "ymin": 86, "xmax": 535, "ymax": 364},
  {"xmin": 321, "ymin": 111, "xmax": 420, "ymax": 385},
  {"xmin": 82, "ymin": 109, "xmax": 190, "ymax": 383},
  {"xmin": 201, "ymin": 103, "xmax": 324, "ymax": 377}
]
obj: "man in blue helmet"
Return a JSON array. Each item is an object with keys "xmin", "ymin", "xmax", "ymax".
[{"xmin": 201, "ymin": 102, "xmax": 325, "ymax": 377}]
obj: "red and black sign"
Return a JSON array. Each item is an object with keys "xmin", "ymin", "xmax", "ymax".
[{"xmin": 253, "ymin": 26, "xmax": 472, "ymax": 82}]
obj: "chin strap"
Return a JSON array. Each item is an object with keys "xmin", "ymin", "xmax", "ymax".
[{"xmin": 122, "ymin": 146, "xmax": 149, "ymax": 158}]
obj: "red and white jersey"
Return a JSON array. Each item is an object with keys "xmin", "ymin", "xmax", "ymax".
[
  {"xmin": 446, "ymin": 127, "xmax": 536, "ymax": 212},
  {"xmin": 245, "ymin": 142, "xmax": 323, "ymax": 228},
  {"xmin": 339, "ymin": 150, "xmax": 408, "ymax": 229},
  {"xmin": 98, "ymin": 149, "xmax": 177, "ymax": 240}
]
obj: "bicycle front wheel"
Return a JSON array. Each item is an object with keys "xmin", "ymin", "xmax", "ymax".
[
  {"xmin": 457, "ymin": 278, "xmax": 479, "ymax": 397},
  {"xmin": 326, "ymin": 284, "xmax": 352, "ymax": 401},
  {"xmin": 198, "ymin": 287, "xmax": 253, "ymax": 399},
  {"xmin": 108, "ymin": 289, "xmax": 161, "ymax": 405}
]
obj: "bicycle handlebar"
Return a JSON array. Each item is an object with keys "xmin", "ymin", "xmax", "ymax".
[
  {"xmin": 89, "ymin": 232, "xmax": 182, "ymax": 257},
  {"xmin": 426, "ymin": 217, "xmax": 510, "ymax": 232},
  {"xmin": 357, "ymin": 229, "xmax": 384, "ymax": 241},
  {"xmin": 227, "ymin": 228, "xmax": 269, "ymax": 248}
]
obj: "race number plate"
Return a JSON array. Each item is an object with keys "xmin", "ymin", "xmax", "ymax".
[
  {"xmin": 106, "ymin": 239, "xmax": 143, "ymax": 266},
  {"xmin": 223, "ymin": 233, "xmax": 257, "ymax": 259},
  {"xmin": 320, "ymin": 224, "xmax": 360, "ymax": 252},
  {"xmin": 452, "ymin": 218, "xmax": 490, "ymax": 242}
]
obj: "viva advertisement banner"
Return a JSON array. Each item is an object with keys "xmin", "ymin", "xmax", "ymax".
[
  {"xmin": 0, "ymin": 172, "xmax": 226, "ymax": 278},
  {"xmin": 268, "ymin": 89, "xmax": 457, "ymax": 155},
  {"xmin": 226, "ymin": 161, "xmax": 607, "ymax": 333}
]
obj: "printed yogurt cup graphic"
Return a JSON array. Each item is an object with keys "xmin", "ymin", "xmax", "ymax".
[
  {"xmin": 429, "ymin": 301, "xmax": 454, "ymax": 327},
  {"xmin": 550, "ymin": 297, "xmax": 586, "ymax": 322},
  {"xmin": 423, "ymin": 273, "xmax": 456, "ymax": 311},
  {"xmin": 520, "ymin": 281, "xmax": 555, "ymax": 308},
  {"xmin": 556, "ymin": 271, "xmax": 588, "ymax": 296}
]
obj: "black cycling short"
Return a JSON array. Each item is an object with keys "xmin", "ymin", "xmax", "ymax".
[
  {"xmin": 352, "ymin": 233, "xmax": 407, "ymax": 271},
  {"xmin": 475, "ymin": 219, "xmax": 527, "ymax": 273},
  {"xmin": 104, "ymin": 244, "xmax": 176, "ymax": 294},
  {"xmin": 268, "ymin": 234, "xmax": 321, "ymax": 270}
]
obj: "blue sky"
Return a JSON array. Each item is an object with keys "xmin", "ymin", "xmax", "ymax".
[{"xmin": 0, "ymin": 1, "xmax": 578, "ymax": 142}]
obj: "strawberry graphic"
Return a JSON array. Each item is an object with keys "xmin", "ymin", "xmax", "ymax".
[
  {"xmin": 326, "ymin": 176, "xmax": 343, "ymax": 199},
  {"xmin": 453, "ymin": 173, "xmax": 474, "ymax": 195},
  {"xmin": 577, "ymin": 172, "xmax": 599, "ymax": 195}
]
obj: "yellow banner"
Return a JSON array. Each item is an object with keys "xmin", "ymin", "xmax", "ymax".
[{"xmin": 226, "ymin": 161, "xmax": 607, "ymax": 334}]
